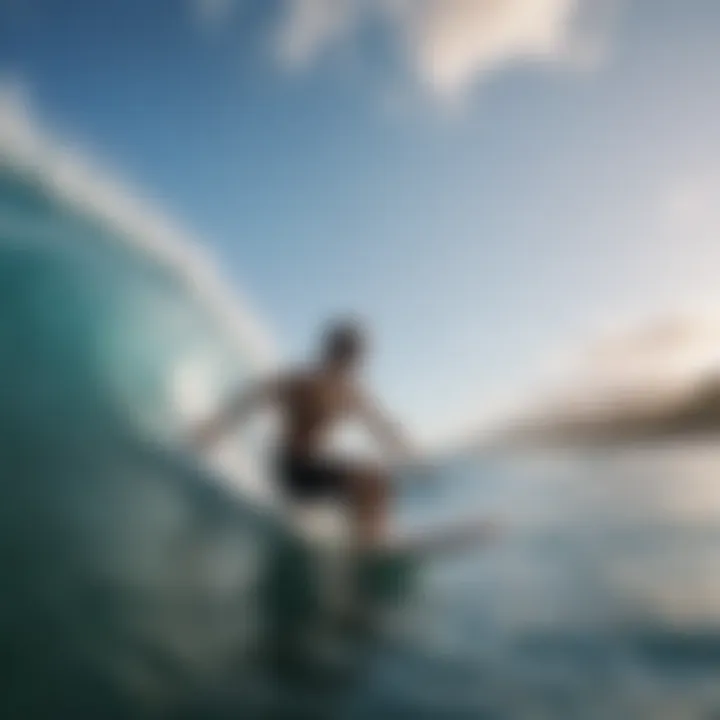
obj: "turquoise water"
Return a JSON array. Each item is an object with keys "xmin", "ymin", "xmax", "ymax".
[{"xmin": 3, "ymin": 161, "xmax": 720, "ymax": 719}]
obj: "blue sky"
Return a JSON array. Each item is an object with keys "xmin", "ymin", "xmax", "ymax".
[{"xmin": 2, "ymin": 0, "xmax": 720, "ymax": 442}]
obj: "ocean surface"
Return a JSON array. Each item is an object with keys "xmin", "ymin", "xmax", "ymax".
[{"xmin": 4, "ymin": 142, "xmax": 720, "ymax": 720}]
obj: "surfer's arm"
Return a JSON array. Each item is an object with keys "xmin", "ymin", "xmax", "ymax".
[
  {"xmin": 193, "ymin": 377, "xmax": 282, "ymax": 450},
  {"xmin": 355, "ymin": 390, "xmax": 415, "ymax": 461}
]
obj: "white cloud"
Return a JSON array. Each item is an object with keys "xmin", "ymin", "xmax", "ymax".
[
  {"xmin": 387, "ymin": 0, "xmax": 580, "ymax": 97},
  {"xmin": 272, "ymin": 0, "xmax": 607, "ymax": 98},
  {"xmin": 571, "ymin": 313, "xmax": 720, "ymax": 397},
  {"xmin": 187, "ymin": 0, "xmax": 616, "ymax": 100}
]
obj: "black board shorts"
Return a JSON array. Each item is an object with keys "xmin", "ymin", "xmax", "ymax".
[{"xmin": 277, "ymin": 451, "xmax": 350, "ymax": 502}]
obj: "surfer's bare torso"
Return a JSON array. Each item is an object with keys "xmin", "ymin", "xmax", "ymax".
[{"xmin": 276, "ymin": 370, "xmax": 361, "ymax": 457}]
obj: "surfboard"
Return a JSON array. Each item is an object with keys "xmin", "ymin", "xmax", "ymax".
[
  {"xmin": 287, "ymin": 502, "xmax": 498, "ymax": 559},
  {"xmin": 382, "ymin": 514, "xmax": 499, "ymax": 558}
]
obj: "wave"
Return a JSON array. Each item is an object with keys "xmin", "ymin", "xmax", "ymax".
[
  {"xmin": 0, "ymin": 86, "xmax": 294, "ymax": 717},
  {"xmin": 0, "ymin": 82, "xmax": 283, "ymax": 477}
]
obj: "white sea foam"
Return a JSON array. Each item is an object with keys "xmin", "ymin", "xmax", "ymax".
[{"xmin": 0, "ymin": 80, "xmax": 278, "ymax": 375}]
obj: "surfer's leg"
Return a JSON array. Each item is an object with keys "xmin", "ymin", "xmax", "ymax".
[
  {"xmin": 344, "ymin": 464, "xmax": 389, "ymax": 547},
  {"xmin": 285, "ymin": 456, "xmax": 390, "ymax": 547}
]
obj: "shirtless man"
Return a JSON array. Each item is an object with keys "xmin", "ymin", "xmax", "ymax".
[{"xmin": 195, "ymin": 319, "xmax": 413, "ymax": 546}]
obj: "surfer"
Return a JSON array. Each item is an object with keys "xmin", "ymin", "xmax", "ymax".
[{"xmin": 195, "ymin": 319, "xmax": 414, "ymax": 547}]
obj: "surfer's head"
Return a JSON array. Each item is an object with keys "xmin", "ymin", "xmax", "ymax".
[{"xmin": 322, "ymin": 318, "xmax": 367, "ymax": 371}]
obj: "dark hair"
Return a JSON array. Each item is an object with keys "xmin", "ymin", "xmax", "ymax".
[{"xmin": 323, "ymin": 318, "xmax": 367, "ymax": 364}]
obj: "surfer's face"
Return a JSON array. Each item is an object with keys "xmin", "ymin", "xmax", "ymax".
[
  {"xmin": 325, "ymin": 344, "xmax": 365, "ymax": 375},
  {"xmin": 335, "ymin": 351, "xmax": 364, "ymax": 375},
  {"xmin": 322, "ymin": 321, "xmax": 367, "ymax": 374}
]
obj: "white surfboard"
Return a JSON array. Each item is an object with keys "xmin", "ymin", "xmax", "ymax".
[{"xmin": 288, "ymin": 502, "xmax": 498, "ymax": 559}]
